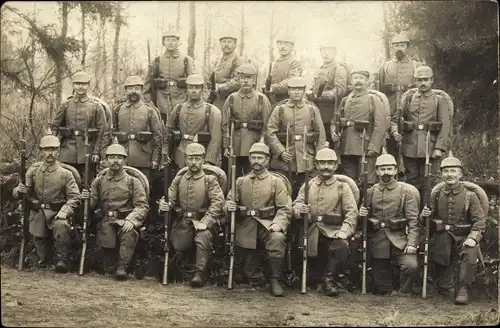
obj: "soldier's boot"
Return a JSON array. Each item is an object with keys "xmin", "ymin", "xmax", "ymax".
[
  {"xmin": 53, "ymin": 228, "xmax": 70, "ymax": 273},
  {"xmin": 102, "ymin": 248, "xmax": 117, "ymax": 274},
  {"xmin": 191, "ymin": 248, "xmax": 211, "ymax": 288},
  {"xmin": 323, "ymin": 256, "xmax": 339, "ymax": 297},
  {"xmin": 454, "ymin": 250, "xmax": 476, "ymax": 305},
  {"xmin": 269, "ymin": 257, "xmax": 285, "ymax": 297},
  {"xmin": 33, "ymin": 237, "xmax": 51, "ymax": 267},
  {"xmin": 455, "ymin": 285, "xmax": 469, "ymax": 305},
  {"xmin": 116, "ymin": 243, "xmax": 135, "ymax": 281},
  {"xmin": 244, "ymin": 249, "xmax": 265, "ymax": 287}
]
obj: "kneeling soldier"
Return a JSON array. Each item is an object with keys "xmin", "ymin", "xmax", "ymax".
[
  {"xmin": 13, "ymin": 132, "xmax": 81, "ymax": 273},
  {"xmin": 159, "ymin": 143, "xmax": 225, "ymax": 288},
  {"xmin": 420, "ymin": 153, "xmax": 486, "ymax": 305},
  {"xmin": 359, "ymin": 154, "xmax": 420, "ymax": 295},
  {"xmin": 293, "ymin": 148, "xmax": 358, "ymax": 296},
  {"xmin": 224, "ymin": 142, "xmax": 292, "ymax": 296},
  {"xmin": 81, "ymin": 141, "xmax": 149, "ymax": 280}
]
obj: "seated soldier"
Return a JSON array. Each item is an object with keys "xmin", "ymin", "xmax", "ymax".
[
  {"xmin": 159, "ymin": 143, "xmax": 225, "ymax": 288},
  {"xmin": 81, "ymin": 140, "xmax": 149, "ymax": 280}
]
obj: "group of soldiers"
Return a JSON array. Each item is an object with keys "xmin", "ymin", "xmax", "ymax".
[{"xmin": 12, "ymin": 29, "xmax": 487, "ymax": 307}]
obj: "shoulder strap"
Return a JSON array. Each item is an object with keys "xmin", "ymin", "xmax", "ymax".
[
  {"xmin": 308, "ymin": 104, "xmax": 315, "ymax": 130},
  {"xmin": 228, "ymin": 94, "xmax": 234, "ymax": 118},
  {"xmin": 236, "ymin": 177, "xmax": 244, "ymax": 203},
  {"xmin": 128, "ymin": 174, "xmax": 134, "ymax": 201},
  {"xmin": 204, "ymin": 104, "xmax": 211, "ymax": 132},
  {"xmin": 398, "ymin": 183, "xmax": 406, "ymax": 217},
  {"xmin": 279, "ymin": 105, "xmax": 285, "ymax": 130},
  {"xmin": 154, "ymin": 57, "xmax": 160, "ymax": 79},
  {"xmin": 258, "ymin": 94, "xmax": 263, "ymax": 116},
  {"xmin": 183, "ymin": 56, "xmax": 189, "ymax": 78},
  {"xmin": 271, "ymin": 175, "xmax": 277, "ymax": 197},
  {"xmin": 433, "ymin": 187, "xmax": 441, "ymax": 211},
  {"xmin": 230, "ymin": 56, "xmax": 238, "ymax": 77},
  {"xmin": 464, "ymin": 190, "xmax": 473, "ymax": 215},
  {"xmin": 172, "ymin": 103, "xmax": 182, "ymax": 129}
]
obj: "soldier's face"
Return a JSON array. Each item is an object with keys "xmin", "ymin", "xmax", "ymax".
[
  {"xmin": 249, "ymin": 153, "xmax": 269, "ymax": 171},
  {"xmin": 351, "ymin": 74, "xmax": 368, "ymax": 90},
  {"xmin": 277, "ymin": 41, "xmax": 293, "ymax": 56},
  {"xmin": 187, "ymin": 85, "xmax": 203, "ymax": 101},
  {"xmin": 239, "ymin": 74, "xmax": 255, "ymax": 91},
  {"xmin": 220, "ymin": 38, "xmax": 237, "ymax": 53},
  {"xmin": 288, "ymin": 87, "xmax": 305, "ymax": 101},
  {"xmin": 376, "ymin": 165, "xmax": 397, "ymax": 183},
  {"xmin": 41, "ymin": 147, "xmax": 59, "ymax": 164},
  {"xmin": 319, "ymin": 48, "xmax": 336, "ymax": 62},
  {"xmin": 73, "ymin": 82, "xmax": 89, "ymax": 96},
  {"xmin": 392, "ymin": 42, "xmax": 408, "ymax": 60},
  {"xmin": 186, "ymin": 155, "xmax": 204, "ymax": 173},
  {"xmin": 163, "ymin": 37, "xmax": 180, "ymax": 51},
  {"xmin": 125, "ymin": 85, "xmax": 143, "ymax": 103},
  {"xmin": 106, "ymin": 155, "xmax": 126, "ymax": 172},
  {"xmin": 315, "ymin": 160, "xmax": 337, "ymax": 179},
  {"xmin": 441, "ymin": 167, "xmax": 463, "ymax": 186},
  {"xmin": 415, "ymin": 77, "xmax": 433, "ymax": 92}
]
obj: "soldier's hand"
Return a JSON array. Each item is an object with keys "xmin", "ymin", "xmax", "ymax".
[
  {"xmin": 91, "ymin": 154, "xmax": 100, "ymax": 163},
  {"xmin": 16, "ymin": 183, "xmax": 28, "ymax": 194},
  {"xmin": 269, "ymin": 223, "xmax": 282, "ymax": 232},
  {"xmin": 463, "ymin": 238, "xmax": 477, "ymax": 248},
  {"xmin": 196, "ymin": 222, "xmax": 207, "ymax": 231},
  {"xmin": 366, "ymin": 150, "xmax": 378, "ymax": 157},
  {"xmin": 121, "ymin": 220, "xmax": 134, "ymax": 232},
  {"xmin": 81, "ymin": 189, "xmax": 90, "ymax": 200},
  {"xmin": 432, "ymin": 149, "xmax": 443, "ymax": 159},
  {"xmin": 158, "ymin": 197, "xmax": 171, "ymax": 213},
  {"xmin": 359, "ymin": 206, "xmax": 369, "ymax": 217},
  {"xmin": 55, "ymin": 211, "xmax": 68, "ymax": 220},
  {"xmin": 330, "ymin": 129, "xmax": 340, "ymax": 143},
  {"xmin": 299, "ymin": 204, "xmax": 310, "ymax": 214},
  {"xmin": 164, "ymin": 155, "xmax": 172, "ymax": 166},
  {"xmin": 224, "ymin": 148, "xmax": 230, "ymax": 158},
  {"xmin": 404, "ymin": 245, "xmax": 417, "ymax": 254},
  {"xmin": 335, "ymin": 230, "xmax": 347, "ymax": 240},
  {"xmin": 281, "ymin": 151, "xmax": 293, "ymax": 163},
  {"xmin": 151, "ymin": 161, "xmax": 159, "ymax": 170},
  {"xmin": 421, "ymin": 206, "xmax": 432, "ymax": 217},
  {"xmin": 226, "ymin": 200, "xmax": 237, "ymax": 212},
  {"xmin": 392, "ymin": 131, "xmax": 403, "ymax": 142}
]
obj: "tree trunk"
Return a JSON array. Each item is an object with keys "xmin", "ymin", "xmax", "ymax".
[
  {"xmin": 176, "ymin": 1, "xmax": 181, "ymax": 32},
  {"xmin": 80, "ymin": 6, "xmax": 86, "ymax": 69},
  {"xmin": 100, "ymin": 15, "xmax": 108, "ymax": 98},
  {"xmin": 187, "ymin": 1, "xmax": 196, "ymax": 59},
  {"xmin": 203, "ymin": 4, "xmax": 210, "ymax": 70},
  {"xmin": 382, "ymin": 2, "xmax": 391, "ymax": 60},
  {"xmin": 240, "ymin": 3, "xmax": 245, "ymax": 57},
  {"xmin": 56, "ymin": 1, "xmax": 69, "ymax": 107},
  {"xmin": 112, "ymin": 7, "xmax": 123, "ymax": 98},
  {"xmin": 94, "ymin": 20, "xmax": 102, "ymax": 96},
  {"xmin": 268, "ymin": 7, "xmax": 275, "ymax": 63}
]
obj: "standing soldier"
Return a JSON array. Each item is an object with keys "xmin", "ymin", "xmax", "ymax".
[
  {"xmin": 222, "ymin": 64, "xmax": 272, "ymax": 176},
  {"xmin": 51, "ymin": 71, "xmax": 107, "ymax": 179},
  {"xmin": 391, "ymin": 66, "xmax": 451, "ymax": 202},
  {"xmin": 143, "ymin": 28, "xmax": 195, "ymax": 122},
  {"xmin": 264, "ymin": 33, "xmax": 303, "ymax": 105},
  {"xmin": 358, "ymin": 154, "xmax": 420, "ymax": 295},
  {"xmin": 158, "ymin": 143, "xmax": 225, "ymax": 288},
  {"xmin": 308, "ymin": 43, "xmax": 348, "ymax": 144},
  {"xmin": 164, "ymin": 74, "xmax": 222, "ymax": 169},
  {"xmin": 81, "ymin": 141, "xmax": 149, "ymax": 280},
  {"xmin": 224, "ymin": 142, "xmax": 292, "ymax": 296},
  {"xmin": 420, "ymin": 154, "xmax": 486, "ymax": 305},
  {"xmin": 112, "ymin": 75, "xmax": 163, "ymax": 183},
  {"xmin": 13, "ymin": 132, "xmax": 81, "ymax": 273},
  {"xmin": 292, "ymin": 148, "xmax": 358, "ymax": 296},
  {"xmin": 211, "ymin": 32, "xmax": 246, "ymax": 110},
  {"xmin": 378, "ymin": 34, "xmax": 421, "ymax": 164},
  {"xmin": 330, "ymin": 68, "xmax": 388, "ymax": 187},
  {"xmin": 266, "ymin": 77, "xmax": 327, "ymax": 197}
]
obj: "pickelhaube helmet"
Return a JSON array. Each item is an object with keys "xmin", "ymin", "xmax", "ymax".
[
  {"xmin": 72, "ymin": 71, "xmax": 91, "ymax": 84},
  {"xmin": 287, "ymin": 77, "xmax": 306, "ymax": 88},
  {"xmin": 414, "ymin": 65, "xmax": 433, "ymax": 79},
  {"xmin": 39, "ymin": 127, "xmax": 60, "ymax": 148},
  {"xmin": 124, "ymin": 75, "xmax": 144, "ymax": 88},
  {"xmin": 105, "ymin": 137, "xmax": 127, "ymax": 157},
  {"xmin": 236, "ymin": 63, "xmax": 256, "ymax": 76},
  {"xmin": 315, "ymin": 148, "xmax": 338, "ymax": 161},
  {"xmin": 185, "ymin": 142, "xmax": 206, "ymax": 156},
  {"xmin": 440, "ymin": 151, "xmax": 463, "ymax": 170},
  {"xmin": 375, "ymin": 154, "xmax": 398, "ymax": 167},
  {"xmin": 248, "ymin": 142, "xmax": 270, "ymax": 156},
  {"xmin": 185, "ymin": 74, "xmax": 205, "ymax": 86}
]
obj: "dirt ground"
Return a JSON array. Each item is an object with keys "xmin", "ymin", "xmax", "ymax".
[{"xmin": 1, "ymin": 266, "xmax": 498, "ymax": 327}]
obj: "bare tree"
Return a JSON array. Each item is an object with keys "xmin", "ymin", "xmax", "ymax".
[
  {"xmin": 268, "ymin": 6, "xmax": 275, "ymax": 63},
  {"xmin": 112, "ymin": 2, "xmax": 125, "ymax": 98},
  {"xmin": 176, "ymin": 1, "xmax": 181, "ymax": 32},
  {"xmin": 240, "ymin": 2, "xmax": 245, "ymax": 57},
  {"xmin": 382, "ymin": 2, "xmax": 392, "ymax": 60},
  {"xmin": 203, "ymin": 3, "xmax": 212, "ymax": 70},
  {"xmin": 187, "ymin": 1, "xmax": 196, "ymax": 58}
]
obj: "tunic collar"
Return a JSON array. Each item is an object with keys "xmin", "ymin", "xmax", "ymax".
[
  {"xmin": 238, "ymin": 89, "xmax": 256, "ymax": 99},
  {"xmin": 74, "ymin": 95, "xmax": 89, "ymax": 103},
  {"xmin": 443, "ymin": 183, "xmax": 464, "ymax": 195},
  {"xmin": 187, "ymin": 100, "xmax": 204, "ymax": 109},
  {"xmin": 106, "ymin": 169, "xmax": 126, "ymax": 181},
  {"xmin": 286, "ymin": 100, "xmax": 305, "ymax": 108},
  {"xmin": 164, "ymin": 49, "xmax": 180, "ymax": 58},
  {"xmin": 376, "ymin": 179, "xmax": 399, "ymax": 190},
  {"xmin": 315, "ymin": 175, "xmax": 337, "ymax": 186},
  {"xmin": 277, "ymin": 52, "xmax": 293, "ymax": 62},
  {"xmin": 184, "ymin": 169, "xmax": 205, "ymax": 180},
  {"xmin": 248, "ymin": 170, "xmax": 270, "ymax": 180},
  {"xmin": 40, "ymin": 162, "xmax": 60, "ymax": 173}
]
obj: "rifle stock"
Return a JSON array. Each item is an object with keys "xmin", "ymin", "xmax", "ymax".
[
  {"xmin": 301, "ymin": 126, "xmax": 309, "ymax": 294},
  {"xmin": 162, "ymin": 139, "xmax": 172, "ymax": 285},
  {"xmin": 285, "ymin": 123, "xmax": 296, "ymax": 285},
  {"xmin": 422, "ymin": 130, "xmax": 431, "ymax": 299},
  {"xmin": 18, "ymin": 132, "xmax": 27, "ymax": 271},
  {"xmin": 361, "ymin": 128, "xmax": 368, "ymax": 294},
  {"xmin": 208, "ymin": 71, "xmax": 217, "ymax": 104},
  {"xmin": 78, "ymin": 114, "xmax": 91, "ymax": 276},
  {"xmin": 332, "ymin": 88, "xmax": 341, "ymax": 155},
  {"xmin": 227, "ymin": 123, "xmax": 236, "ymax": 290}
]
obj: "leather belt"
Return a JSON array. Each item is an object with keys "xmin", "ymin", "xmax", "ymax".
[
  {"xmin": 182, "ymin": 134, "xmax": 195, "ymax": 141},
  {"xmin": 380, "ymin": 222, "xmax": 387, "ymax": 228},
  {"xmin": 294, "ymin": 135, "xmax": 303, "ymax": 141}
]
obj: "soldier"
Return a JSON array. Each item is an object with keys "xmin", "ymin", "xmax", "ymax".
[
  {"xmin": 164, "ymin": 74, "xmax": 222, "ymax": 170},
  {"xmin": 359, "ymin": 154, "xmax": 419, "ymax": 295},
  {"xmin": 266, "ymin": 77, "xmax": 327, "ymax": 197},
  {"xmin": 51, "ymin": 71, "xmax": 107, "ymax": 179},
  {"xmin": 264, "ymin": 33, "xmax": 303, "ymax": 105},
  {"xmin": 224, "ymin": 142, "xmax": 292, "ymax": 296},
  {"xmin": 13, "ymin": 132, "xmax": 81, "ymax": 273},
  {"xmin": 143, "ymin": 28, "xmax": 195, "ymax": 122},
  {"xmin": 292, "ymin": 148, "xmax": 358, "ymax": 296},
  {"xmin": 308, "ymin": 43, "xmax": 348, "ymax": 143},
  {"xmin": 211, "ymin": 32, "xmax": 246, "ymax": 110},
  {"xmin": 112, "ymin": 75, "xmax": 163, "ymax": 183},
  {"xmin": 331, "ymin": 68, "xmax": 388, "ymax": 187},
  {"xmin": 420, "ymin": 154, "xmax": 486, "ymax": 305},
  {"xmin": 81, "ymin": 141, "xmax": 149, "ymax": 280},
  {"xmin": 378, "ymin": 34, "xmax": 421, "ymax": 163},
  {"xmin": 391, "ymin": 66, "xmax": 451, "ymax": 201},
  {"xmin": 222, "ymin": 64, "xmax": 272, "ymax": 176},
  {"xmin": 158, "ymin": 143, "xmax": 225, "ymax": 288}
]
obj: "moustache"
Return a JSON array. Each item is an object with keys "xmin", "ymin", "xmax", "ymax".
[{"xmin": 381, "ymin": 174, "xmax": 392, "ymax": 179}]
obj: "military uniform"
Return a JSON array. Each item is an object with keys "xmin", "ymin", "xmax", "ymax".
[
  {"xmin": 143, "ymin": 30, "xmax": 195, "ymax": 121},
  {"xmin": 337, "ymin": 79, "xmax": 388, "ymax": 185},
  {"xmin": 222, "ymin": 64, "xmax": 272, "ymax": 176},
  {"xmin": 365, "ymin": 178, "xmax": 420, "ymax": 294}
]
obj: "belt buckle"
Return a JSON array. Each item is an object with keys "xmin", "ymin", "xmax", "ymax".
[
  {"xmin": 317, "ymin": 216, "xmax": 323, "ymax": 222},
  {"xmin": 168, "ymin": 81, "xmax": 176, "ymax": 86},
  {"xmin": 294, "ymin": 135, "xmax": 301, "ymax": 141},
  {"xmin": 418, "ymin": 124, "xmax": 424, "ymax": 130},
  {"xmin": 108, "ymin": 211, "xmax": 114, "ymax": 217},
  {"xmin": 346, "ymin": 121, "xmax": 351, "ymax": 127},
  {"xmin": 250, "ymin": 210, "xmax": 256, "ymax": 216},
  {"xmin": 445, "ymin": 225, "xmax": 451, "ymax": 231},
  {"xmin": 129, "ymin": 134, "xmax": 136, "ymax": 140},
  {"xmin": 187, "ymin": 213, "xmax": 193, "ymax": 218},
  {"xmin": 381, "ymin": 222, "xmax": 386, "ymax": 228},
  {"xmin": 74, "ymin": 130, "xmax": 80, "ymax": 136},
  {"xmin": 41, "ymin": 204, "xmax": 46, "ymax": 209},
  {"xmin": 241, "ymin": 123, "xmax": 248, "ymax": 128},
  {"xmin": 183, "ymin": 134, "xmax": 192, "ymax": 140}
]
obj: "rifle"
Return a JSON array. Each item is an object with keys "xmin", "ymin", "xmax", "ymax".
[
  {"xmin": 396, "ymin": 86, "xmax": 404, "ymax": 177},
  {"xmin": 285, "ymin": 123, "xmax": 297, "ymax": 286},
  {"xmin": 422, "ymin": 130, "xmax": 431, "ymax": 299},
  {"xmin": 313, "ymin": 82, "xmax": 326, "ymax": 107},
  {"xmin": 332, "ymin": 88, "xmax": 341, "ymax": 156},
  {"xmin": 17, "ymin": 125, "xmax": 28, "ymax": 271},
  {"xmin": 264, "ymin": 62, "xmax": 272, "ymax": 96},
  {"xmin": 147, "ymin": 40, "xmax": 157, "ymax": 107},
  {"xmin": 78, "ymin": 114, "xmax": 91, "ymax": 276},
  {"xmin": 301, "ymin": 126, "xmax": 310, "ymax": 294},
  {"xmin": 227, "ymin": 122, "xmax": 236, "ymax": 290},
  {"xmin": 162, "ymin": 138, "xmax": 172, "ymax": 285},
  {"xmin": 208, "ymin": 71, "xmax": 217, "ymax": 104},
  {"xmin": 359, "ymin": 121, "xmax": 370, "ymax": 294}
]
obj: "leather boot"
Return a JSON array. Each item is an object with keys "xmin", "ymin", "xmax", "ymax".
[
  {"xmin": 455, "ymin": 285, "xmax": 469, "ymax": 305},
  {"xmin": 323, "ymin": 255, "xmax": 338, "ymax": 297},
  {"xmin": 33, "ymin": 237, "xmax": 51, "ymax": 267},
  {"xmin": 191, "ymin": 248, "xmax": 211, "ymax": 288},
  {"xmin": 244, "ymin": 249, "xmax": 265, "ymax": 287},
  {"xmin": 269, "ymin": 257, "xmax": 285, "ymax": 297},
  {"xmin": 116, "ymin": 243, "xmax": 135, "ymax": 281},
  {"xmin": 54, "ymin": 239, "xmax": 69, "ymax": 273},
  {"xmin": 102, "ymin": 248, "xmax": 117, "ymax": 274}
]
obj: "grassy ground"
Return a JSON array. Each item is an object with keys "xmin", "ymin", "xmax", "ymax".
[{"xmin": 1, "ymin": 266, "xmax": 498, "ymax": 327}]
